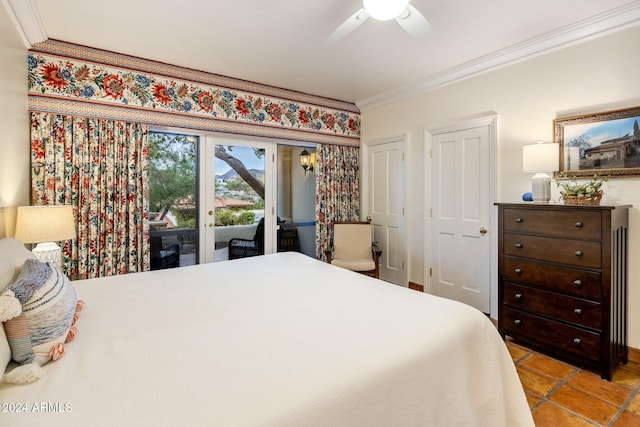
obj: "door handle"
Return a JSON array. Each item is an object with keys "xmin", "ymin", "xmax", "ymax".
[
  {"xmin": 366, "ymin": 215, "xmax": 372, "ymax": 222},
  {"xmin": 479, "ymin": 226, "xmax": 488, "ymax": 235}
]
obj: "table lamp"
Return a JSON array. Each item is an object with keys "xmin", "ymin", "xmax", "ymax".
[
  {"xmin": 522, "ymin": 142, "xmax": 559, "ymax": 203},
  {"xmin": 14, "ymin": 205, "xmax": 76, "ymax": 269}
]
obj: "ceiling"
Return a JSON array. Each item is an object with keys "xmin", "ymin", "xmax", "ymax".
[{"xmin": 7, "ymin": 0, "xmax": 640, "ymax": 108}]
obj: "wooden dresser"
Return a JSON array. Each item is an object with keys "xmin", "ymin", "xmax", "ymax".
[{"xmin": 496, "ymin": 202, "xmax": 630, "ymax": 380}]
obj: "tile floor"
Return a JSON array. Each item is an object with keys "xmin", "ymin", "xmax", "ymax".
[{"xmin": 507, "ymin": 340, "xmax": 640, "ymax": 426}]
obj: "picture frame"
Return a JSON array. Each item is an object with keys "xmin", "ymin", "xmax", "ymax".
[{"xmin": 554, "ymin": 106, "xmax": 640, "ymax": 178}]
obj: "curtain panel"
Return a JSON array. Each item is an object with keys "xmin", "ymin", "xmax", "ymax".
[
  {"xmin": 315, "ymin": 144, "xmax": 360, "ymax": 260},
  {"xmin": 30, "ymin": 112, "xmax": 150, "ymax": 279}
]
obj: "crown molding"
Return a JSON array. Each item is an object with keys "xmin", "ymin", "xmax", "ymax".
[
  {"xmin": 357, "ymin": 1, "xmax": 640, "ymax": 111},
  {"xmin": 2, "ymin": 0, "xmax": 46, "ymax": 48}
]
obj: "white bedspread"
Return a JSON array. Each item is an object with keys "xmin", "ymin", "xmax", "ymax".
[{"xmin": 0, "ymin": 252, "xmax": 533, "ymax": 426}]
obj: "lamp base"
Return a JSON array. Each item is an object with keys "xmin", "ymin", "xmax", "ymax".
[
  {"xmin": 32, "ymin": 241, "xmax": 62, "ymax": 270},
  {"xmin": 531, "ymin": 172, "xmax": 551, "ymax": 203}
]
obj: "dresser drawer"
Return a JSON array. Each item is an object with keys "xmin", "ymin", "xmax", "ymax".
[
  {"xmin": 503, "ymin": 257, "xmax": 601, "ymax": 300},
  {"xmin": 501, "ymin": 307, "xmax": 600, "ymax": 362},
  {"xmin": 503, "ymin": 283, "xmax": 601, "ymax": 329},
  {"xmin": 503, "ymin": 208, "xmax": 601, "ymax": 240},
  {"xmin": 504, "ymin": 233, "xmax": 601, "ymax": 268}
]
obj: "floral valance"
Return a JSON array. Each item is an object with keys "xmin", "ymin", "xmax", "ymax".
[{"xmin": 27, "ymin": 40, "xmax": 360, "ymax": 146}]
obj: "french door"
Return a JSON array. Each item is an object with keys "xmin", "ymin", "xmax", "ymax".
[
  {"xmin": 202, "ymin": 135, "xmax": 275, "ymax": 263},
  {"xmin": 148, "ymin": 130, "xmax": 200, "ymax": 270}
]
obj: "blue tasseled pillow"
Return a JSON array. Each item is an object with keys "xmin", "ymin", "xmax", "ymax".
[{"xmin": 0, "ymin": 259, "xmax": 84, "ymax": 384}]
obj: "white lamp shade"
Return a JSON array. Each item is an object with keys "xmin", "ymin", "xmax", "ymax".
[
  {"xmin": 14, "ymin": 205, "xmax": 76, "ymax": 244},
  {"xmin": 522, "ymin": 143, "xmax": 559, "ymax": 172},
  {"xmin": 363, "ymin": 0, "xmax": 409, "ymax": 20}
]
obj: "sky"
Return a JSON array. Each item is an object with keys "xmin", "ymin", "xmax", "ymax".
[
  {"xmin": 215, "ymin": 145, "xmax": 264, "ymax": 173},
  {"xmin": 563, "ymin": 116, "xmax": 640, "ymax": 147}
]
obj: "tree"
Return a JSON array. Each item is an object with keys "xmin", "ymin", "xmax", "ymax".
[
  {"xmin": 148, "ymin": 133, "xmax": 197, "ymax": 225},
  {"xmin": 566, "ymin": 135, "xmax": 591, "ymax": 158},
  {"xmin": 215, "ymin": 145, "xmax": 265, "ymax": 199},
  {"xmin": 149, "ymin": 135, "xmax": 264, "ymax": 229}
]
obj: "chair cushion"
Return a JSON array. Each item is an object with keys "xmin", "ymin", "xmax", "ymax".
[
  {"xmin": 333, "ymin": 224, "xmax": 372, "ymax": 260},
  {"xmin": 331, "ymin": 258, "xmax": 376, "ymax": 272}
]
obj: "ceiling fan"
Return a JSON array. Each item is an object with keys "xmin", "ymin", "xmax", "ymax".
[{"xmin": 327, "ymin": 0, "xmax": 434, "ymax": 44}]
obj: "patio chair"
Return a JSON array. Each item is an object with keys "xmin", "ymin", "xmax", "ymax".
[
  {"xmin": 150, "ymin": 236, "xmax": 180, "ymax": 270},
  {"xmin": 228, "ymin": 218, "xmax": 265, "ymax": 260}
]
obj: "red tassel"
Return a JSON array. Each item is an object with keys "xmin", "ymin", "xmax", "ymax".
[
  {"xmin": 65, "ymin": 326, "xmax": 77, "ymax": 343},
  {"xmin": 49, "ymin": 343, "xmax": 66, "ymax": 361}
]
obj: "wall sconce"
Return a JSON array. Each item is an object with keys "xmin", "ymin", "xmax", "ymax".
[
  {"xmin": 522, "ymin": 141, "xmax": 559, "ymax": 203},
  {"xmin": 14, "ymin": 205, "xmax": 76, "ymax": 269},
  {"xmin": 299, "ymin": 149, "xmax": 315, "ymax": 175}
]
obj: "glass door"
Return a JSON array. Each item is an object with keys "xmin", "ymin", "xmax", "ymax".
[
  {"xmin": 148, "ymin": 131, "xmax": 199, "ymax": 270},
  {"xmin": 277, "ymin": 145, "xmax": 316, "ymax": 257},
  {"xmin": 203, "ymin": 135, "xmax": 274, "ymax": 262}
]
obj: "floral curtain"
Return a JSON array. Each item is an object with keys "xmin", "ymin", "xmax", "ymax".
[
  {"xmin": 315, "ymin": 144, "xmax": 360, "ymax": 260},
  {"xmin": 30, "ymin": 112, "xmax": 150, "ymax": 279}
]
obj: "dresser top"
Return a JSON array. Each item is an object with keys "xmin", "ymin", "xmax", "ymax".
[{"xmin": 495, "ymin": 202, "xmax": 632, "ymax": 210}]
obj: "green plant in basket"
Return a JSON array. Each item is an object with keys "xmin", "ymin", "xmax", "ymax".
[{"xmin": 554, "ymin": 173, "xmax": 609, "ymax": 202}]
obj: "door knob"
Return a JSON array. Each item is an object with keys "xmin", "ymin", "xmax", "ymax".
[
  {"xmin": 366, "ymin": 215, "xmax": 372, "ymax": 222},
  {"xmin": 479, "ymin": 226, "xmax": 488, "ymax": 235},
  {"xmin": 208, "ymin": 210, "xmax": 214, "ymax": 216}
]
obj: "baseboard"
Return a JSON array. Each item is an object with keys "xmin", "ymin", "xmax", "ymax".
[{"xmin": 408, "ymin": 281, "xmax": 424, "ymax": 292}]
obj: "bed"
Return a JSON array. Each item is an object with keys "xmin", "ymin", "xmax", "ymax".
[{"xmin": 0, "ymin": 238, "xmax": 534, "ymax": 426}]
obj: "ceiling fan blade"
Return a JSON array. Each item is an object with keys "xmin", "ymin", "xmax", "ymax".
[
  {"xmin": 395, "ymin": 4, "xmax": 434, "ymax": 43},
  {"xmin": 326, "ymin": 8, "xmax": 369, "ymax": 44}
]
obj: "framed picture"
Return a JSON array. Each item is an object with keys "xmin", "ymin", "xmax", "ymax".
[{"xmin": 554, "ymin": 106, "xmax": 640, "ymax": 178}]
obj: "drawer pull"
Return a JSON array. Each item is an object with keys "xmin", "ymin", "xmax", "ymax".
[
  {"xmin": 514, "ymin": 268, "xmax": 523, "ymax": 274},
  {"xmin": 515, "ymin": 243, "xmax": 523, "ymax": 249},
  {"xmin": 575, "ymin": 222, "xmax": 584, "ymax": 228},
  {"xmin": 573, "ymin": 279, "xmax": 582, "ymax": 287},
  {"xmin": 514, "ymin": 319, "xmax": 522, "ymax": 326},
  {"xmin": 573, "ymin": 338, "xmax": 581, "ymax": 345},
  {"xmin": 515, "ymin": 218, "xmax": 524, "ymax": 223},
  {"xmin": 515, "ymin": 293, "xmax": 522, "ymax": 300},
  {"xmin": 574, "ymin": 308, "xmax": 582, "ymax": 315},
  {"xmin": 574, "ymin": 250, "xmax": 583, "ymax": 257}
]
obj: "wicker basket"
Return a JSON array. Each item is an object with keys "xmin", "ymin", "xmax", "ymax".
[{"xmin": 561, "ymin": 192, "xmax": 603, "ymax": 205}]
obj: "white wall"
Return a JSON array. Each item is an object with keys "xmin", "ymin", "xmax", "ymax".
[
  {"xmin": 291, "ymin": 147, "xmax": 317, "ymax": 257},
  {"xmin": 0, "ymin": 4, "xmax": 30, "ymax": 235},
  {"xmin": 361, "ymin": 26, "xmax": 640, "ymax": 347}
]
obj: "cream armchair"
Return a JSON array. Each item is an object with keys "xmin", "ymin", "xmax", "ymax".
[{"xmin": 324, "ymin": 221, "xmax": 382, "ymax": 279}]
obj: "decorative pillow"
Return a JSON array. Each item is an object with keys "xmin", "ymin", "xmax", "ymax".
[
  {"xmin": 0, "ymin": 238, "xmax": 36, "ymax": 291},
  {"xmin": 0, "ymin": 321, "xmax": 9, "ymax": 379},
  {"xmin": 0, "ymin": 259, "xmax": 84, "ymax": 384},
  {"xmin": 0, "ymin": 238, "xmax": 36, "ymax": 376}
]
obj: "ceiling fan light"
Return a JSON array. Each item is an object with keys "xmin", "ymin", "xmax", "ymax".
[{"xmin": 363, "ymin": 0, "xmax": 410, "ymax": 21}]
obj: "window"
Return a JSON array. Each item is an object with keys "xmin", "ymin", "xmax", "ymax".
[{"xmin": 148, "ymin": 131, "xmax": 199, "ymax": 269}]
